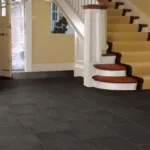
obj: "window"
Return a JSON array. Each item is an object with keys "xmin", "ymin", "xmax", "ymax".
[
  {"xmin": 51, "ymin": 2, "xmax": 74, "ymax": 34},
  {"xmin": 1, "ymin": 0, "xmax": 6, "ymax": 16}
]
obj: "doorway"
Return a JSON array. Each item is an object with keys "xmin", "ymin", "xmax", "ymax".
[{"xmin": 11, "ymin": 0, "xmax": 25, "ymax": 72}]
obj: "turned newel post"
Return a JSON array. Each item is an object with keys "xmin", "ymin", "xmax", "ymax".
[{"xmin": 83, "ymin": 3, "xmax": 108, "ymax": 87}]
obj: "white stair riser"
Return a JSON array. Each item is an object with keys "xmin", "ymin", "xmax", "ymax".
[
  {"xmin": 95, "ymin": 69, "xmax": 126, "ymax": 76},
  {"xmin": 126, "ymin": 12, "xmax": 132, "ymax": 16},
  {"xmin": 93, "ymin": 80, "xmax": 137, "ymax": 90},
  {"xmin": 133, "ymin": 19, "xmax": 140, "ymax": 24},
  {"xmin": 142, "ymin": 27, "xmax": 148, "ymax": 32},
  {"xmin": 118, "ymin": 5, "xmax": 124, "ymax": 9},
  {"xmin": 101, "ymin": 56, "xmax": 116, "ymax": 64}
]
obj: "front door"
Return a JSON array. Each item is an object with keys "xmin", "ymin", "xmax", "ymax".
[{"xmin": 0, "ymin": 0, "xmax": 11, "ymax": 77}]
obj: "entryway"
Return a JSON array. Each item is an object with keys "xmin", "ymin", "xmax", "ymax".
[{"xmin": 11, "ymin": 0, "xmax": 25, "ymax": 72}]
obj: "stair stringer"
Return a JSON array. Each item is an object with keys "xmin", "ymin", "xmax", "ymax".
[{"xmin": 116, "ymin": 0, "xmax": 150, "ymax": 32}]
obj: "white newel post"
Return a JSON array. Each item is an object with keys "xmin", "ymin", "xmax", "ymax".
[{"xmin": 83, "ymin": 4, "xmax": 108, "ymax": 87}]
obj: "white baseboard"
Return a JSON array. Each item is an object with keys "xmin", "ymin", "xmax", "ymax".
[
  {"xmin": 32, "ymin": 63, "xmax": 74, "ymax": 72},
  {"xmin": 0, "ymin": 70, "xmax": 11, "ymax": 77},
  {"xmin": 74, "ymin": 64, "xmax": 84, "ymax": 77}
]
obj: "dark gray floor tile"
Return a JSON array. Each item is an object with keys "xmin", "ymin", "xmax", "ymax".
[
  {"xmin": 0, "ymin": 125, "xmax": 33, "ymax": 136},
  {"xmin": 84, "ymin": 110, "xmax": 129, "ymax": 126},
  {"xmin": 51, "ymin": 91, "xmax": 80, "ymax": 100},
  {"xmin": 111, "ymin": 95, "xmax": 150, "ymax": 107},
  {"xmin": 9, "ymin": 104, "xmax": 46, "ymax": 115},
  {"xmin": 36, "ymin": 130, "xmax": 96, "ymax": 150},
  {"xmin": 0, "ymin": 105, "xmax": 12, "ymax": 115},
  {"xmin": 125, "ymin": 113, "xmax": 150, "ymax": 130},
  {"xmin": 64, "ymin": 98, "xmax": 102, "ymax": 112},
  {"xmin": 87, "ymin": 136, "xmax": 141, "ymax": 150},
  {"xmin": 0, "ymin": 113, "xmax": 21, "ymax": 126},
  {"xmin": 0, "ymin": 136, "xmax": 18, "ymax": 149},
  {"xmin": 141, "ymin": 145, "xmax": 150, "ymax": 150},
  {"xmin": 0, "ymin": 98, "xmax": 6, "ymax": 105},
  {"xmin": 15, "ymin": 134, "xmax": 42, "ymax": 146},
  {"xmin": 4, "ymin": 144, "xmax": 46, "ymax": 150},
  {"xmin": 50, "ymin": 118, "xmax": 72, "ymax": 132},
  {"xmin": 36, "ymin": 97, "xmax": 67, "ymax": 108},
  {"xmin": 110, "ymin": 123, "xmax": 150, "ymax": 145},
  {"xmin": 46, "ymin": 106, "xmax": 86, "ymax": 121},
  {"xmin": 4, "ymin": 95, "xmax": 36, "ymax": 105},
  {"xmin": 0, "ymin": 126, "xmax": 42, "ymax": 147},
  {"xmin": 135, "ymin": 106, "xmax": 150, "ymax": 113},
  {"xmin": 18, "ymin": 113, "xmax": 71, "ymax": 133},
  {"xmin": 18, "ymin": 114, "xmax": 56, "ymax": 134},
  {"xmin": 70, "ymin": 119, "xmax": 117, "ymax": 140},
  {"xmin": 105, "ymin": 104, "xmax": 143, "ymax": 116},
  {"xmin": 1, "ymin": 78, "xmax": 150, "ymax": 150}
]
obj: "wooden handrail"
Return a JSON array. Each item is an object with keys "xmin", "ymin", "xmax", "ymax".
[{"xmin": 83, "ymin": 0, "xmax": 108, "ymax": 9}]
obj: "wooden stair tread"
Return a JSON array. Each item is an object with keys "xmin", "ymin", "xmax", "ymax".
[
  {"xmin": 141, "ymin": 24, "xmax": 148, "ymax": 27},
  {"xmin": 132, "ymin": 16, "xmax": 140, "ymax": 19},
  {"xmin": 124, "ymin": 9, "xmax": 132, "ymax": 12},
  {"xmin": 94, "ymin": 64, "xmax": 126, "ymax": 71},
  {"xmin": 116, "ymin": 2, "xmax": 124, "ymax": 5},
  {"xmin": 93, "ymin": 75, "xmax": 138, "ymax": 83}
]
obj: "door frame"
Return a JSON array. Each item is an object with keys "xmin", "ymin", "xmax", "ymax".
[{"xmin": 24, "ymin": 0, "xmax": 32, "ymax": 72}]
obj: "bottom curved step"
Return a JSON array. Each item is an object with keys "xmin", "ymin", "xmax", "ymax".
[{"xmin": 92, "ymin": 75, "xmax": 139, "ymax": 91}]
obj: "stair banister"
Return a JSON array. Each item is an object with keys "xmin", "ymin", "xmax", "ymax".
[{"xmin": 83, "ymin": 1, "xmax": 108, "ymax": 87}]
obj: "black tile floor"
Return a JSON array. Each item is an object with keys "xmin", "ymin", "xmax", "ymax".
[{"xmin": 0, "ymin": 78, "xmax": 150, "ymax": 150}]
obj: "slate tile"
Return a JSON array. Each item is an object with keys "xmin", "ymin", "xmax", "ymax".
[
  {"xmin": 84, "ymin": 110, "xmax": 129, "ymax": 126},
  {"xmin": 140, "ymin": 145, "xmax": 150, "ymax": 150},
  {"xmin": 64, "ymin": 98, "xmax": 102, "ymax": 112},
  {"xmin": 18, "ymin": 113, "xmax": 71, "ymax": 133},
  {"xmin": 36, "ymin": 130, "xmax": 96, "ymax": 150},
  {"xmin": 135, "ymin": 105, "xmax": 150, "ymax": 114},
  {"xmin": 0, "ymin": 126, "xmax": 42, "ymax": 147},
  {"xmin": 46, "ymin": 106, "xmax": 86, "ymax": 121},
  {"xmin": 110, "ymin": 123, "xmax": 150, "ymax": 145},
  {"xmin": 36, "ymin": 98, "xmax": 67, "ymax": 108},
  {"xmin": 0, "ymin": 113, "xmax": 21, "ymax": 126},
  {"xmin": 18, "ymin": 114, "xmax": 56, "ymax": 134},
  {"xmin": 124, "ymin": 113, "xmax": 150, "ymax": 130},
  {"xmin": 2, "ymin": 144, "xmax": 46, "ymax": 150},
  {"xmin": 0, "ymin": 125, "xmax": 32, "ymax": 136},
  {"xmin": 0, "ymin": 136, "xmax": 18, "ymax": 149},
  {"xmin": 70, "ymin": 119, "xmax": 117, "ymax": 140},
  {"xmin": 9, "ymin": 104, "xmax": 46, "ymax": 115},
  {"xmin": 87, "ymin": 136, "xmax": 141, "ymax": 150}
]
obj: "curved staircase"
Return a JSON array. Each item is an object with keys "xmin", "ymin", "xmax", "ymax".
[{"xmin": 92, "ymin": 0, "xmax": 150, "ymax": 90}]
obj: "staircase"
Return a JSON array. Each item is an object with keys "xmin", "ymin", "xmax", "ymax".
[
  {"xmin": 92, "ymin": 0, "xmax": 150, "ymax": 90},
  {"xmin": 51, "ymin": 0, "xmax": 150, "ymax": 90}
]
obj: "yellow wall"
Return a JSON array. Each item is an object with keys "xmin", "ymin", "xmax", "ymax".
[
  {"xmin": 130, "ymin": 0, "xmax": 150, "ymax": 17},
  {"xmin": 32, "ymin": 0, "xmax": 74, "ymax": 64}
]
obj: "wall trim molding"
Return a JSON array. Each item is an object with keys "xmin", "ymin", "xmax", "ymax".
[
  {"xmin": 74, "ymin": 64, "xmax": 84, "ymax": 77},
  {"xmin": 32, "ymin": 63, "xmax": 74, "ymax": 72},
  {"xmin": 25, "ymin": 0, "xmax": 32, "ymax": 72}
]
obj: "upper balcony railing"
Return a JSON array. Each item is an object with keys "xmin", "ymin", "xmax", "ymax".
[
  {"xmin": 65, "ymin": 0, "xmax": 107, "ymax": 20},
  {"xmin": 66, "ymin": 0, "xmax": 99, "ymax": 20}
]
